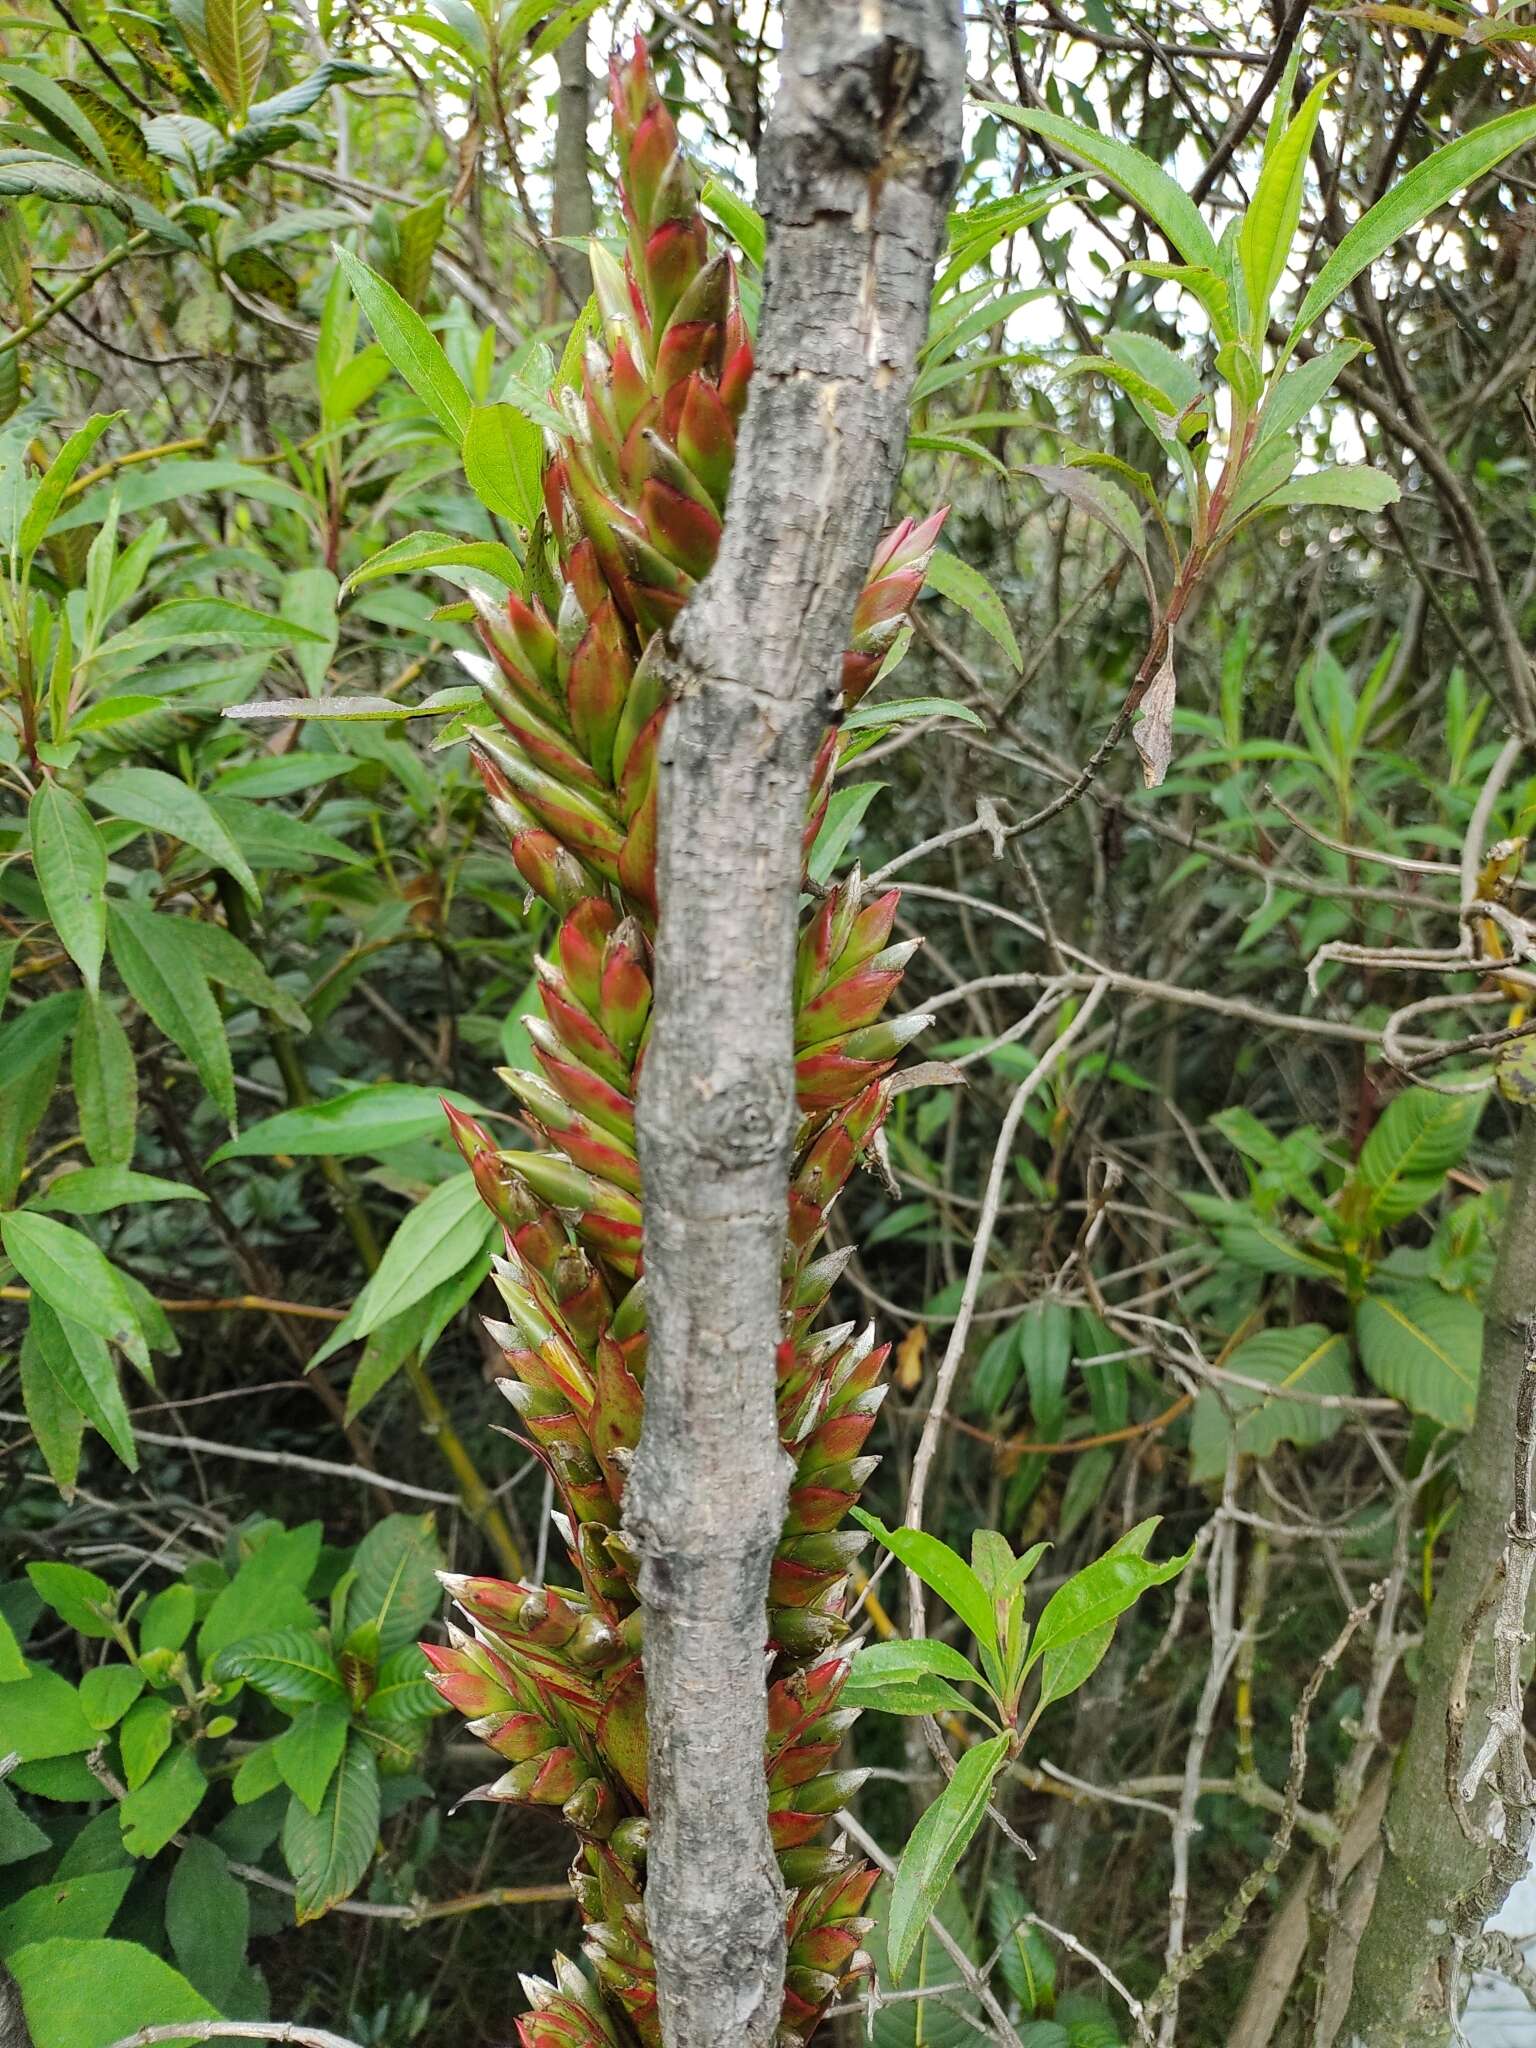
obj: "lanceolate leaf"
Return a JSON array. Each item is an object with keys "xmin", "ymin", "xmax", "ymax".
[
  {"xmin": 212, "ymin": 1084, "xmax": 481, "ymax": 1163},
  {"xmin": 334, "ymin": 245, "xmax": 472, "ymax": 442},
  {"xmin": 1257, "ymin": 467, "xmax": 1401, "ymax": 518},
  {"xmin": 311, "ymin": 1172, "xmax": 495, "ymax": 1362},
  {"xmin": 0, "ymin": 1212, "xmax": 148, "ymax": 1373},
  {"xmin": 341, "ymin": 528, "xmax": 522, "ymax": 597},
  {"xmin": 924, "ymin": 550, "xmax": 1022, "ymax": 672},
  {"xmin": 887, "ymin": 1734, "xmax": 1009, "ymax": 1975},
  {"xmin": 841, "ymin": 1639, "xmax": 989, "ymax": 1717},
  {"xmin": 106, "ymin": 903, "xmax": 235, "ymax": 1128},
  {"xmin": 985, "ymin": 104, "xmax": 1221, "ymax": 271},
  {"xmin": 1239, "ymin": 74, "xmax": 1331, "ymax": 339},
  {"xmin": 1288, "ymin": 106, "xmax": 1536, "ymax": 346},
  {"xmin": 281, "ymin": 1733, "xmax": 381, "ymax": 1922},
  {"xmin": 1027, "ymin": 1518, "xmax": 1191, "ymax": 1669},
  {"xmin": 23, "ymin": 1297, "xmax": 137, "ymax": 1469},
  {"xmin": 28, "ymin": 783, "xmax": 107, "ymax": 995},
  {"xmin": 852, "ymin": 1511, "xmax": 1000, "ymax": 1656},
  {"xmin": 66, "ymin": 991, "xmax": 135, "ymax": 1171},
  {"xmin": 88, "ymin": 766, "xmax": 258, "ymax": 903}
]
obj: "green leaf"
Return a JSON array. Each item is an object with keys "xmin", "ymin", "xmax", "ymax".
[
  {"xmin": 202, "ymin": 0, "xmax": 269, "ymax": 115},
  {"xmin": 700, "ymin": 175, "xmax": 765, "ymax": 266},
  {"xmin": 0, "ymin": 1869, "xmax": 130, "ymax": 1959},
  {"xmin": 1354, "ymin": 1087, "xmax": 1483, "ymax": 1228},
  {"xmin": 24, "ymin": 1297, "xmax": 137, "ymax": 1470},
  {"xmin": 364, "ymin": 1643, "xmax": 444, "ymax": 1726},
  {"xmin": 1036, "ymin": 1622, "xmax": 1115, "ymax": 1711},
  {"xmin": 139, "ymin": 1584, "xmax": 196, "ymax": 1656},
  {"xmin": 26, "ymin": 1560, "xmax": 116, "ymax": 1637},
  {"xmin": 311, "ymin": 1172, "xmax": 495, "ymax": 1362},
  {"xmin": 281, "ymin": 1732, "xmax": 380, "ymax": 1922},
  {"xmin": 101, "ymin": 595, "xmax": 328, "ymax": 657},
  {"xmin": 852, "ymin": 1512, "xmax": 1000, "ymax": 1655},
  {"xmin": 1118, "ymin": 259, "xmax": 1234, "ymax": 339},
  {"xmin": 0, "ymin": 151, "xmax": 132, "ymax": 218},
  {"xmin": 16, "ymin": 413, "xmax": 119, "ymax": 566},
  {"xmin": 211, "ymin": 1083, "xmax": 474, "ymax": 1162},
  {"xmin": 212, "ymin": 1628, "xmax": 346, "ymax": 1705},
  {"xmin": 1, "ymin": 1212, "xmax": 148, "ymax": 1373},
  {"xmin": 335, "ymin": 245, "xmax": 471, "ymax": 441},
  {"xmin": 274, "ymin": 1701, "xmax": 350, "ymax": 1815},
  {"xmin": 344, "ymin": 1512, "xmax": 444, "ymax": 1655},
  {"xmin": 341, "ymin": 527, "xmax": 523, "ymax": 598},
  {"xmin": 1252, "ymin": 467, "xmax": 1400, "ymax": 519},
  {"xmin": 1357, "ymin": 1284, "xmax": 1481, "ymax": 1431},
  {"xmin": 78, "ymin": 1664, "xmax": 145, "ymax": 1731},
  {"xmin": 985, "ymin": 104, "xmax": 1220, "ymax": 270},
  {"xmin": 9, "ymin": 1937, "xmax": 218, "ymax": 2048},
  {"xmin": 280, "ymin": 565, "xmax": 340, "ymax": 694},
  {"xmin": 888, "ymin": 1733, "xmax": 1009, "ymax": 1976},
  {"xmin": 197, "ymin": 1522, "xmax": 322, "ymax": 1662},
  {"xmin": 19, "ymin": 1324, "xmax": 84, "ymax": 1493},
  {"xmin": 173, "ymin": 913, "xmax": 309, "ymax": 1033},
  {"xmin": 119, "ymin": 1696, "xmax": 174, "ymax": 1792},
  {"xmin": 29, "ymin": 783, "xmax": 107, "ymax": 995},
  {"xmin": 88, "ymin": 766, "xmax": 257, "ymax": 903},
  {"xmin": 841, "ymin": 1639, "xmax": 988, "ymax": 1717},
  {"xmin": 990, "ymin": 1881, "xmax": 1056, "ymax": 2019},
  {"xmin": 119, "ymin": 1744, "xmax": 207, "ymax": 1857},
  {"xmin": 867, "ymin": 1877, "xmax": 985, "ymax": 2048},
  {"xmin": 1239, "ymin": 74, "xmax": 1331, "ymax": 337},
  {"xmin": 0, "ymin": 989, "xmax": 79, "ymax": 1087},
  {"xmin": 1214, "ymin": 1214, "xmax": 1341, "ymax": 1278},
  {"xmin": 166, "ymin": 1838, "xmax": 249, "ymax": 2008},
  {"xmin": 72, "ymin": 995, "xmax": 138, "ymax": 1167},
  {"xmin": 1258, "ymin": 341, "xmax": 1364, "ymax": 445},
  {"xmin": 29, "ymin": 1166, "xmax": 205, "ymax": 1214},
  {"xmin": 1020, "ymin": 464, "xmax": 1153, "ymax": 594},
  {"xmin": 1028, "ymin": 1519, "xmax": 1191, "ymax": 1669},
  {"xmin": 232, "ymin": 1742, "xmax": 283, "ymax": 1806},
  {"xmin": 0, "ymin": 1786, "xmax": 51, "ymax": 1867},
  {"xmin": 463, "ymin": 402, "xmax": 545, "ymax": 527},
  {"xmin": 924, "ymin": 550, "xmax": 1022, "ymax": 671},
  {"xmin": 840, "ymin": 696, "xmax": 986, "ymax": 734},
  {"xmin": 806, "ymin": 781, "xmax": 888, "ymax": 887},
  {"xmin": 0, "ymin": 1613, "xmax": 24, "ymax": 1685},
  {"xmin": 106, "ymin": 903, "xmax": 234, "ymax": 1128},
  {"xmin": 1189, "ymin": 1325, "xmax": 1352, "ymax": 1481},
  {"xmin": 0, "ymin": 1666, "xmax": 96, "ymax": 1759},
  {"xmin": 1288, "ymin": 106, "xmax": 1536, "ymax": 345}
]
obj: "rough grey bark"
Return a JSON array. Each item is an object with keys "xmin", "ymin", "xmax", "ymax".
[
  {"xmin": 0, "ymin": 1962, "xmax": 32, "ymax": 2048},
  {"xmin": 624, "ymin": 8, "xmax": 964, "ymax": 2048},
  {"xmin": 1340, "ymin": 1106, "xmax": 1536, "ymax": 2045},
  {"xmin": 547, "ymin": 22, "xmax": 592, "ymax": 318}
]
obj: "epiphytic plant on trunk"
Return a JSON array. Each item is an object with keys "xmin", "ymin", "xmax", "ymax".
[{"xmin": 383, "ymin": 42, "xmax": 944, "ymax": 2048}]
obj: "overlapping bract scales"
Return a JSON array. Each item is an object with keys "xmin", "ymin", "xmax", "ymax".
[{"xmin": 422, "ymin": 38, "xmax": 944, "ymax": 2048}]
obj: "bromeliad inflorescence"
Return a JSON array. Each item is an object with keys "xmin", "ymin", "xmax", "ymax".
[{"xmin": 418, "ymin": 39, "xmax": 944, "ymax": 2048}]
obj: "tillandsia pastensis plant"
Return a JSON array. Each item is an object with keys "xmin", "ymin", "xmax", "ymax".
[{"xmin": 416, "ymin": 40, "xmax": 944, "ymax": 2048}]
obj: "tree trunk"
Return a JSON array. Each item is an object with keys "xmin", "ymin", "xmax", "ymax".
[
  {"xmin": 547, "ymin": 20, "xmax": 592, "ymax": 319},
  {"xmin": 624, "ymin": 8, "xmax": 964, "ymax": 2048},
  {"xmin": 1340, "ymin": 1105, "xmax": 1536, "ymax": 2045}
]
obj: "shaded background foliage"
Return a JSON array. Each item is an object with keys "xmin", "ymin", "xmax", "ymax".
[{"xmin": 1, "ymin": 0, "xmax": 1535, "ymax": 2043}]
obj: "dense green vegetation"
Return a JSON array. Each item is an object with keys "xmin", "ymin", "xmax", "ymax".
[{"xmin": 3, "ymin": 3, "xmax": 1535, "ymax": 2044}]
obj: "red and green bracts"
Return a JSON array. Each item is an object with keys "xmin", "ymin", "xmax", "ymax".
[{"xmin": 422, "ymin": 39, "xmax": 943, "ymax": 2048}]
